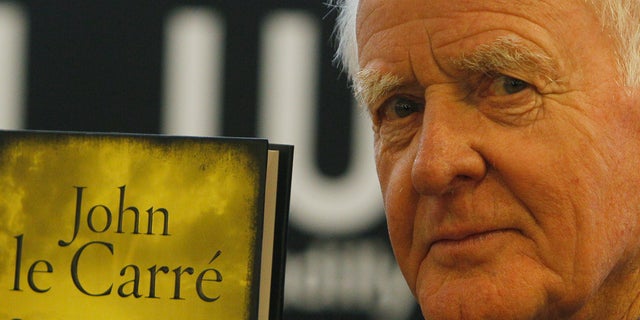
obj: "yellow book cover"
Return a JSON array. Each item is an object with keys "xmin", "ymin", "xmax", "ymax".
[{"xmin": 0, "ymin": 130, "xmax": 292, "ymax": 320}]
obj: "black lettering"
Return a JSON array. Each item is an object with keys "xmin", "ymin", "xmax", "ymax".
[
  {"xmin": 27, "ymin": 260, "xmax": 53, "ymax": 293},
  {"xmin": 116, "ymin": 185, "xmax": 140, "ymax": 234},
  {"xmin": 87, "ymin": 205, "xmax": 112, "ymax": 233},
  {"xmin": 196, "ymin": 251, "xmax": 223, "ymax": 302},
  {"xmin": 118, "ymin": 264, "xmax": 142, "ymax": 298},
  {"xmin": 71, "ymin": 241, "xmax": 113, "ymax": 296},
  {"xmin": 171, "ymin": 266, "xmax": 194, "ymax": 300},
  {"xmin": 12, "ymin": 234, "xmax": 23, "ymax": 291},
  {"xmin": 58, "ymin": 186, "xmax": 85, "ymax": 247},
  {"xmin": 146, "ymin": 207, "xmax": 170, "ymax": 236},
  {"xmin": 147, "ymin": 265, "xmax": 170, "ymax": 298}
]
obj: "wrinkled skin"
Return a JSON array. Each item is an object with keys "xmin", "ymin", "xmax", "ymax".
[{"xmin": 356, "ymin": 0, "xmax": 640, "ymax": 318}]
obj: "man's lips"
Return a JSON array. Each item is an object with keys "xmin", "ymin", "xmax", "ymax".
[{"xmin": 428, "ymin": 228, "xmax": 520, "ymax": 253}]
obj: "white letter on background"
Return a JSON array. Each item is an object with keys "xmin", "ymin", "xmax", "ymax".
[
  {"xmin": 258, "ymin": 11, "xmax": 383, "ymax": 235},
  {"xmin": 0, "ymin": 2, "xmax": 27, "ymax": 129},
  {"xmin": 162, "ymin": 7, "xmax": 224, "ymax": 136}
]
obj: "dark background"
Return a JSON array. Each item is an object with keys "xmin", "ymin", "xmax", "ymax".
[{"xmin": 0, "ymin": 1, "xmax": 423, "ymax": 318}]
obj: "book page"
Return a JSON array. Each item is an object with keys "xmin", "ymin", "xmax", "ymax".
[
  {"xmin": 258, "ymin": 150, "xmax": 279, "ymax": 320},
  {"xmin": 0, "ymin": 132, "xmax": 269, "ymax": 320}
]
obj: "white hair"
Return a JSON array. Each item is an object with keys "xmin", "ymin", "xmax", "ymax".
[
  {"xmin": 588, "ymin": 0, "xmax": 640, "ymax": 87},
  {"xmin": 329, "ymin": 0, "xmax": 359, "ymax": 82},
  {"xmin": 331, "ymin": 0, "xmax": 640, "ymax": 88}
]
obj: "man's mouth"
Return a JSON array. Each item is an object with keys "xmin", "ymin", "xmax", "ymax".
[{"xmin": 427, "ymin": 228, "xmax": 520, "ymax": 265}]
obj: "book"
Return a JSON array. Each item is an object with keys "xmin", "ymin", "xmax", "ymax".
[{"xmin": 0, "ymin": 130, "xmax": 293, "ymax": 320}]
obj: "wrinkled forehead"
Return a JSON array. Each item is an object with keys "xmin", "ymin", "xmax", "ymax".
[
  {"xmin": 355, "ymin": 0, "xmax": 428, "ymax": 49},
  {"xmin": 356, "ymin": 0, "xmax": 566, "ymax": 40},
  {"xmin": 355, "ymin": 0, "xmax": 590, "ymax": 67}
]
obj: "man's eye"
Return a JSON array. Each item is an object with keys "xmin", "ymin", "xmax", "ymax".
[
  {"xmin": 487, "ymin": 75, "xmax": 531, "ymax": 96},
  {"xmin": 380, "ymin": 97, "xmax": 424, "ymax": 120}
]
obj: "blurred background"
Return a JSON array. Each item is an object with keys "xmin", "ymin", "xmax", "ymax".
[{"xmin": 0, "ymin": 1, "xmax": 422, "ymax": 318}]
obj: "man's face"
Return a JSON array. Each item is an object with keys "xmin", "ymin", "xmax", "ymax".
[{"xmin": 356, "ymin": 0, "xmax": 640, "ymax": 318}]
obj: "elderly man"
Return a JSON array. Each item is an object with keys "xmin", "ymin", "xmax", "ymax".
[{"xmin": 332, "ymin": 0, "xmax": 640, "ymax": 319}]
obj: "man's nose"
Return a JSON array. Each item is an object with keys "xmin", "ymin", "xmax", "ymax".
[{"xmin": 411, "ymin": 100, "xmax": 487, "ymax": 196}]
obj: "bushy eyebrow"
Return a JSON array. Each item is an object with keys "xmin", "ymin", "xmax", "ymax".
[
  {"xmin": 353, "ymin": 37, "xmax": 557, "ymax": 110},
  {"xmin": 451, "ymin": 36, "xmax": 558, "ymax": 80},
  {"xmin": 353, "ymin": 68, "xmax": 403, "ymax": 110}
]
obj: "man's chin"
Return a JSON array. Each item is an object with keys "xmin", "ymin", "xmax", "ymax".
[{"xmin": 416, "ymin": 269, "xmax": 551, "ymax": 320}]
